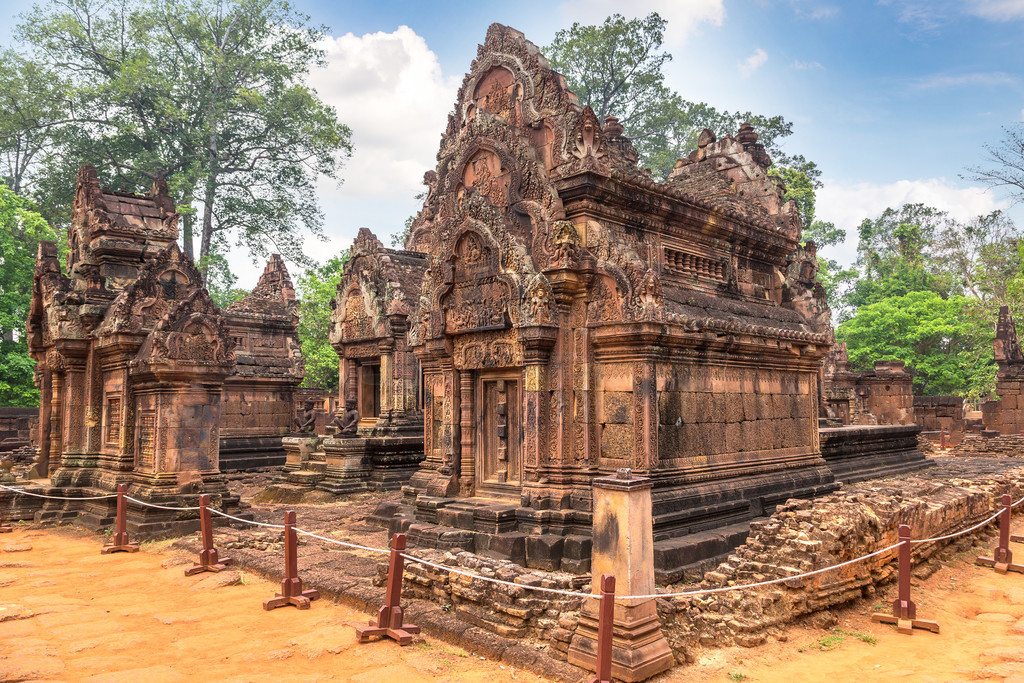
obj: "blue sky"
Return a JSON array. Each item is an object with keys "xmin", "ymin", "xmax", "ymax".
[{"xmin": 1, "ymin": 0, "xmax": 1022, "ymax": 285}]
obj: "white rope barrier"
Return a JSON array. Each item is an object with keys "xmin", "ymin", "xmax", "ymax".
[
  {"xmin": 0, "ymin": 483, "xmax": 115, "ymax": 501},
  {"xmin": 400, "ymin": 552, "xmax": 589, "ymax": 598},
  {"xmin": 209, "ymin": 508, "xmax": 285, "ymax": 529},
  {"xmin": 125, "ymin": 496, "xmax": 200, "ymax": 512},
  {"xmin": 295, "ymin": 528, "xmax": 391, "ymax": 555},
  {"xmin": 3, "ymin": 482, "xmax": 1023, "ymax": 602}
]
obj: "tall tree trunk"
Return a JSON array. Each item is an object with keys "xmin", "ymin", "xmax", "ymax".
[
  {"xmin": 198, "ymin": 130, "xmax": 219, "ymax": 281},
  {"xmin": 200, "ymin": 173, "xmax": 216, "ymax": 280},
  {"xmin": 181, "ymin": 213, "xmax": 194, "ymax": 261}
]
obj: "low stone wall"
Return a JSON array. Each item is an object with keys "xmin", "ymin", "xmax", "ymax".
[
  {"xmin": 391, "ymin": 549, "xmax": 584, "ymax": 651},
  {"xmin": 913, "ymin": 395, "xmax": 964, "ymax": 441},
  {"xmin": 819, "ymin": 424, "xmax": 930, "ymax": 484},
  {"xmin": 951, "ymin": 432, "xmax": 1024, "ymax": 457},
  {"xmin": 0, "ymin": 407, "xmax": 37, "ymax": 452},
  {"xmin": 379, "ymin": 466, "xmax": 1024, "ymax": 664}
]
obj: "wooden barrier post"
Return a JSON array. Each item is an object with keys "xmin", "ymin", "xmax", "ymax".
[
  {"xmin": 871, "ymin": 524, "xmax": 939, "ymax": 634},
  {"xmin": 185, "ymin": 494, "xmax": 233, "ymax": 576},
  {"xmin": 263, "ymin": 510, "xmax": 319, "ymax": 610},
  {"xmin": 588, "ymin": 574, "xmax": 615, "ymax": 683},
  {"xmin": 356, "ymin": 532, "xmax": 421, "ymax": 645},
  {"xmin": 101, "ymin": 484, "xmax": 139, "ymax": 554},
  {"xmin": 977, "ymin": 494, "xmax": 1024, "ymax": 574}
]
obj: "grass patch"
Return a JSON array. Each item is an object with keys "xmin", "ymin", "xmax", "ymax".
[
  {"xmin": 816, "ymin": 628, "xmax": 878, "ymax": 652},
  {"xmin": 727, "ymin": 673, "xmax": 747, "ymax": 682}
]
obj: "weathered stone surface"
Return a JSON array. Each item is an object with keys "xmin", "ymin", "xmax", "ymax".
[
  {"xmin": 19, "ymin": 164, "xmax": 250, "ymax": 534},
  {"xmin": 371, "ymin": 23, "xmax": 837, "ymax": 578}
]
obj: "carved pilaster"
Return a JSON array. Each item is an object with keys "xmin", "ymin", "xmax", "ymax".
[
  {"xmin": 632, "ymin": 359, "xmax": 657, "ymax": 472},
  {"xmin": 459, "ymin": 371, "xmax": 475, "ymax": 495}
]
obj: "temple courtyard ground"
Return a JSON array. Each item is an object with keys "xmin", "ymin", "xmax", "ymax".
[{"xmin": 0, "ymin": 457, "xmax": 1022, "ymax": 682}]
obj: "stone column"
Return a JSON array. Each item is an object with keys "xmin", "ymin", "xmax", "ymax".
[
  {"xmin": 567, "ymin": 469, "xmax": 673, "ymax": 682},
  {"xmin": 49, "ymin": 372, "xmax": 64, "ymax": 473},
  {"xmin": 459, "ymin": 370, "xmax": 475, "ymax": 494},
  {"xmin": 30, "ymin": 369, "xmax": 51, "ymax": 479}
]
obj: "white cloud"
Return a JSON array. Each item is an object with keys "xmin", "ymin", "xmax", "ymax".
[
  {"xmin": 223, "ymin": 26, "xmax": 459, "ymax": 283},
  {"xmin": 791, "ymin": 59, "xmax": 824, "ymax": 70},
  {"xmin": 913, "ymin": 71, "xmax": 1017, "ymax": 89},
  {"xmin": 965, "ymin": 0, "xmax": 1024, "ymax": 20},
  {"xmin": 557, "ymin": 0, "xmax": 725, "ymax": 47},
  {"xmin": 309, "ymin": 27, "xmax": 460, "ymax": 200},
  {"xmin": 738, "ymin": 48, "xmax": 768, "ymax": 77},
  {"xmin": 816, "ymin": 178, "xmax": 1010, "ymax": 266}
]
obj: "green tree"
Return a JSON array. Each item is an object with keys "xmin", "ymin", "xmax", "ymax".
[
  {"xmin": 200, "ymin": 252, "xmax": 249, "ymax": 309},
  {"xmin": 545, "ymin": 13, "xmax": 794, "ymax": 179},
  {"xmin": 846, "ymin": 203, "xmax": 951, "ymax": 310},
  {"xmin": 296, "ymin": 252, "xmax": 348, "ymax": 389},
  {"xmin": 837, "ymin": 291, "xmax": 995, "ymax": 399},
  {"xmin": 0, "ymin": 184, "xmax": 57, "ymax": 405},
  {"xmin": 11, "ymin": 0, "xmax": 352, "ymax": 274}
]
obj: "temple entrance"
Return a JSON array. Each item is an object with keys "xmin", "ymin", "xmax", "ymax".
[{"xmin": 475, "ymin": 372, "xmax": 522, "ymax": 495}]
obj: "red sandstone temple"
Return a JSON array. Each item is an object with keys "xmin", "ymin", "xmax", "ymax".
[
  {"xmin": 21, "ymin": 165, "xmax": 302, "ymax": 531},
  {"xmin": 368, "ymin": 24, "xmax": 844, "ymax": 575}
]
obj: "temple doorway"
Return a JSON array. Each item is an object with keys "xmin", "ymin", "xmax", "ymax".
[{"xmin": 475, "ymin": 372, "xmax": 522, "ymax": 495}]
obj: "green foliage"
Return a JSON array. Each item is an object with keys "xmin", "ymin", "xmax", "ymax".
[
  {"xmin": 8, "ymin": 0, "xmax": 352, "ymax": 272},
  {"xmin": 0, "ymin": 183, "xmax": 56, "ymax": 405},
  {"xmin": 199, "ymin": 252, "xmax": 249, "ymax": 309},
  {"xmin": 296, "ymin": 251, "xmax": 349, "ymax": 389},
  {"xmin": 545, "ymin": 13, "xmax": 794, "ymax": 179},
  {"xmin": 837, "ymin": 291, "xmax": 996, "ymax": 399}
]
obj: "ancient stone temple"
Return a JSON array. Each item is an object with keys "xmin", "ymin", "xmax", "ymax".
[
  {"xmin": 821, "ymin": 343, "xmax": 915, "ymax": 426},
  {"xmin": 22, "ymin": 165, "xmax": 245, "ymax": 533},
  {"xmin": 379, "ymin": 24, "xmax": 839, "ymax": 577},
  {"xmin": 276, "ymin": 228, "xmax": 426, "ymax": 493},
  {"xmin": 219, "ymin": 255, "xmax": 305, "ymax": 469},
  {"xmin": 983, "ymin": 305, "xmax": 1024, "ymax": 434}
]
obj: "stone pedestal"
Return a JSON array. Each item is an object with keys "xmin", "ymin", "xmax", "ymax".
[
  {"xmin": 568, "ymin": 469, "xmax": 673, "ymax": 682},
  {"xmin": 318, "ymin": 437, "xmax": 372, "ymax": 494}
]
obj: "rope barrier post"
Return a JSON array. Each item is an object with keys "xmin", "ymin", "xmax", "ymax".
[
  {"xmin": 185, "ymin": 494, "xmax": 233, "ymax": 576},
  {"xmin": 587, "ymin": 574, "xmax": 615, "ymax": 683},
  {"xmin": 101, "ymin": 484, "xmax": 139, "ymax": 554},
  {"xmin": 871, "ymin": 524, "xmax": 939, "ymax": 634},
  {"xmin": 356, "ymin": 532, "xmax": 421, "ymax": 646},
  {"xmin": 263, "ymin": 510, "xmax": 319, "ymax": 610},
  {"xmin": 976, "ymin": 494, "xmax": 1024, "ymax": 574}
]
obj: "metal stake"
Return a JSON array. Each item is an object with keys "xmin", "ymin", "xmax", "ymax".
[
  {"xmin": 356, "ymin": 533, "xmax": 421, "ymax": 645},
  {"xmin": 101, "ymin": 483, "xmax": 139, "ymax": 554},
  {"xmin": 871, "ymin": 524, "xmax": 939, "ymax": 634},
  {"xmin": 263, "ymin": 510, "xmax": 319, "ymax": 610},
  {"xmin": 185, "ymin": 494, "xmax": 233, "ymax": 576},
  {"xmin": 977, "ymin": 494, "xmax": 1024, "ymax": 574}
]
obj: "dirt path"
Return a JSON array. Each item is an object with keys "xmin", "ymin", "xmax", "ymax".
[
  {"xmin": 2, "ymin": 521, "xmax": 1024, "ymax": 682},
  {"xmin": 0, "ymin": 528, "xmax": 546, "ymax": 682}
]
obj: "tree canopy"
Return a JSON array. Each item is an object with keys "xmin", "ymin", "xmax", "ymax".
[
  {"xmin": 296, "ymin": 252, "xmax": 348, "ymax": 389},
  {"xmin": 4, "ymin": 0, "xmax": 352, "ymax": 274},
  {"xmin": 0, "ymin": 184, "xmax": 57, "ymax": 406},
  {"xmin": 545, "ymin": 13, "xmax": 796, "ymax": 180}
]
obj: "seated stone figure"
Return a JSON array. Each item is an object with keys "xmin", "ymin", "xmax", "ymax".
[
  {"xmin": 328, "ymin": 397, "xmax": 360, "ymax": 437},
  {"xmin": 293, "ymin": 402, "xmax": 317, "ymax": 434}
]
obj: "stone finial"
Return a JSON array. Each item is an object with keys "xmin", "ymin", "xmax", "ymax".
[
  {"xmin": 737, "ymin": 122, "xmax": 759, "ymax": 147},
  {"xmin": 603, "ymin": 116, "xmax": 624, "ymax": 137},
  {"xmin": 616, "ymin": 467, "xmax": 632, "ymax": 480}
]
